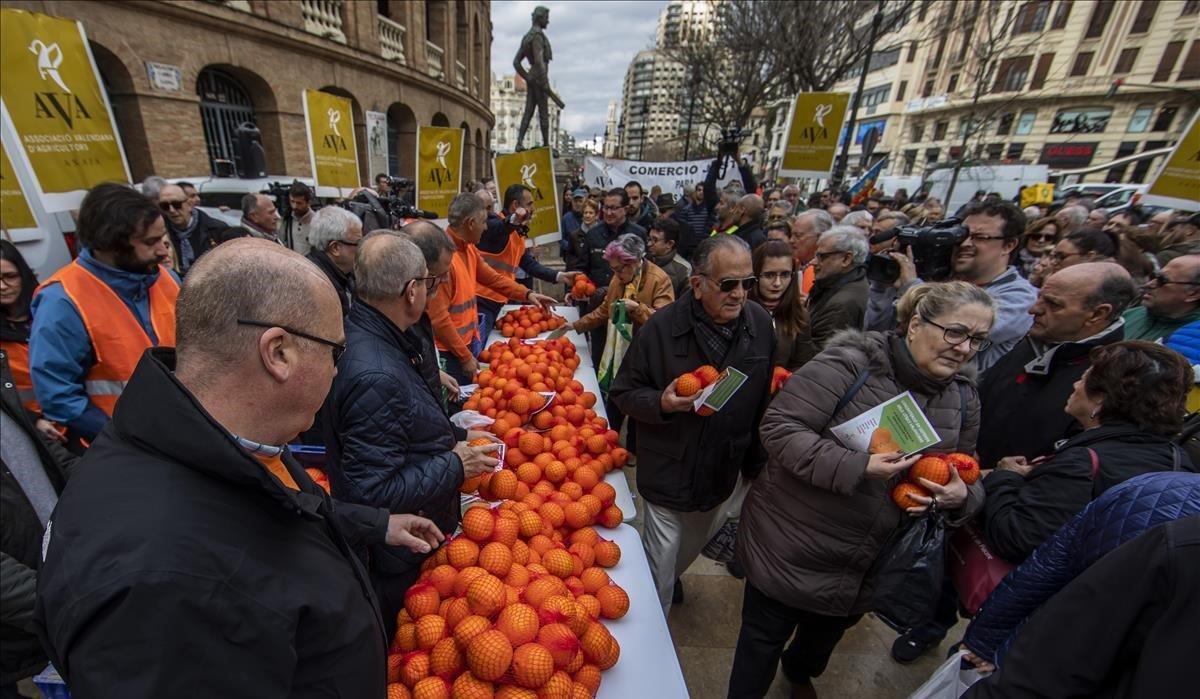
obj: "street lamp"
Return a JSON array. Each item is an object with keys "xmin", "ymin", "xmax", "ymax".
[{"xmin": 1107, "ymin": 78, "xmax": 1200, "ymax": 105}]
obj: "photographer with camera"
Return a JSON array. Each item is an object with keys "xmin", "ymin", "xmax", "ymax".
[
  {"xmin": 476, "ymin": 183, "xmax": 578, "ymax": 340},
  {"xmin": 864, "ymin": 201, "xmax": 1037, "ymax": 371},
  {"xmin": 677, "ymin": 129, "xmax": 758, "ymax": 260}
]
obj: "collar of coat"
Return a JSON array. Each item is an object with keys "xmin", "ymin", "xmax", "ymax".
[
  {"xmin": 1025, "ymin": 318, "xmax": 1125, "ymax": 376},
  {"xmin": 669, "ymin": 291, "xmax": 758, "ymax": 341},
  {"xmin": 111, "ymin": 348, "xmax": 327, "ymax": 519}
]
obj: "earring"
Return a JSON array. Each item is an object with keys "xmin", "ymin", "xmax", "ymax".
[{"xmin": 1089, "ymin": 409, "xmax": 1100, "ymax": 419}]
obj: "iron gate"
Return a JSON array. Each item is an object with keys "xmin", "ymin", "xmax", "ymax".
[{"xmin": 197, "ymin": 68, "xmax": 256, "ymax": 175}]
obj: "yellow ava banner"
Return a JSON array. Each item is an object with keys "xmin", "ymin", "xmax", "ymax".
[
  {"xmin": 1143, "ymin": 112, "xmax": 1200, "ymax": 211},
  {"xmin": 494, "ymin": 147, "xmax": 561, "ymax": 245},
  {"xmin": 0, "ymin": 9, "xmax": 129, "ymax": 212},
  {"xmin": 0, "ymin": 139, "xmax": 39, "ymax": 232},
  {"xmin": 416, "ymin": 126, "xmax": 464, "ymax": 218},
  {"xmin": 303, "ymin": 89, "xmax": 359, "ymax": 197},
  {"xmin": 779, "ymin": 92, "xmax": 850, "ymax": 179}
]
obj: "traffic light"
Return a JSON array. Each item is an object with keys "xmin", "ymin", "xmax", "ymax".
[{"xmin": 1106, "ymin": 79, "xmax": 1124, "ymax": 100}]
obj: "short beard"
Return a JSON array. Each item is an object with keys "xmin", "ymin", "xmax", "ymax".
[{"xmin": 113, "ymin": 249, "xmax": 158, "ymax": 275}]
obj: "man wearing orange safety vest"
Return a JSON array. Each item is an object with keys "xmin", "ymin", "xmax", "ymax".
[
  {"xmin": 427, "ymin": 192, "xmax": 555, "ymax": 383},
  {"xmin": 475, "ymin": 183, "xmax": 577, "ymax": 340},
  {"xmin": 30, "ymin": 183, "xmax": 180, "ymax": 444}
]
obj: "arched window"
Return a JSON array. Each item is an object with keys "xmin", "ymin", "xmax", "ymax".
[{"xmin": 197, "ymin": 68, "xmax": 256, "ymax": 175}]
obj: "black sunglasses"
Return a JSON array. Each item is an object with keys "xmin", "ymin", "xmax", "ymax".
[
  {"xmin": 236, "ymin": 319, "xmax": 345, "ymax": 363},
  {"xmin": 702, "ymin": 274, "xmax": 757, "ymax": 292},
  {"xmin": 1149, "ymin": 271, "xmax": 1200, "ymax": 287},
  {"xmin": 158, "ymin": 200, "xmax": 186, "ymax": 211}
]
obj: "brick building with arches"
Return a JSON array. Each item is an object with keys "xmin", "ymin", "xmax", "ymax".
[{"xmin": 8, "ymin": 0, "xmax": 494, "ymax": 184}]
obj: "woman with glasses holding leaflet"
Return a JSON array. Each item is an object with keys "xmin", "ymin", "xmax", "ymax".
[
  {"xmin": 731, "ymin": 281, "xmax": 993, "ymax": 698},
  {"xmin": 749, "ymin": 240, "xmax": 817, "ymax": 369}
]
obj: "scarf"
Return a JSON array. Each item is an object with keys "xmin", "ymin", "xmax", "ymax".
[
  {"xmin": 692, "ymin": 297, "xmax": 741, "ymax": 366},
  {"xmin": 889, "ymin": 333, "xmax": 956, "ymax": 396}
]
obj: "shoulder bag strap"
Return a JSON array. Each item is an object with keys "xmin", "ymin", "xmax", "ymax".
[
  {"xmin": 821, "ymin": 368, "xmax": 872, "ymax": 433},
  {"xmin": 1086, "ymin": 447, "xmax": 1100, "ymax": 478}
]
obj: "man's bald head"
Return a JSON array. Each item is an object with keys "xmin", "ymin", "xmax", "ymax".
[
  {"xmin": 738, "ymin": 194, "xmax": 764, "ymax": 225},
  {"xmin": 828, "ymin": 203, "xmax": 849, "ymax": 222},
  {"xmin": 401, "ymin": 220, "xmax": 456, "ymax": 277},
  {"xmin": 354, "ymin": 231, "xmax": 425, "ymax": 305},
  {"xmin": 1031, "ymin": 261, "xmax": 1135, "ymax": 343},
  {"xmin": 176, "ymin": 238, "xmax": 339, "ymax": 376}
]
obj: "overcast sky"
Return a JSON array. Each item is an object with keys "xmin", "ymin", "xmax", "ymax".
[{"xmin": 490, "ymin": 1, "xmax": 666, "ymax": 148}]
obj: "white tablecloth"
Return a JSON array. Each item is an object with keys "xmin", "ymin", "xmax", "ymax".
[
  {"xmin": 488, "ymin": 304, "xmax": 636, "ymax": 522},
  {"xmin": 600, "ymin": 523, "xmax": 688, "ymax": 698}
]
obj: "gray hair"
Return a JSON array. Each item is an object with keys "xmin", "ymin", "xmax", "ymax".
[
  {"xmin": 896, "ymin": 280, "xmax": 996, "ymax": 334},
  {"xmin": 402, "ymin": 219, "xmax": 456, "ymax": 267},
  {"xmin": 605, "ymin": 232, "xmax": 646, "ymax": 263},
  {"xmin": 819, "ymin": 225, "xmax": 870, "ymax": 265},
  {"xmin": 1085, "ymin": 266, "xmax": 1137, "ymax": 320},
  {"xmin": 1022, "ymin": 205, "xmax": 1042, "ymax": 219},
  {"xmin": 447, "ymin": 192, "xmax": 486, "ymax": 227},
  {"xmin": 783, "ymin": 184, "xmax": 802, "ymax": 196},
  {"xmin": 240, "ymin": 192, "xmax": 261, "ymax": 216},
  {"xmin": 1060, "ymin": 205, "xmax": 1088, "ymax": 228},
  {"xmin": 1090, "ymin": 207, "xmax": 1110, "ymax": 221},
  {"xmin": 796, "ymin": 209, "xmax": 835, "ymax": 234},
  {"xmin": 769, "ymin": 200, "xmax": 794, "ymax": 216},
  {"xmin": 306, "ymin": 206, "xmax": 361, "ymax": 250},
  {"xmin": 141, "ymin": 175, "xmax": 168, "ymax": 199},
  {"xmin": 842, "ymin": 210, "xmax": 874, "ymax": 228},
  {"xmin": 681, "ymin": 183, "xmax": 696, "ymax": 198},
  {"xmin": 691, "ymin": 234, "xmax": 750, "ymax": 276},
  {"xmin": 354, "ymin": 233, "xmax": 425, "ymax": 302},
  {"xmin": 878, "ymin": 211, "xmax": 910, "ymax": 227}
]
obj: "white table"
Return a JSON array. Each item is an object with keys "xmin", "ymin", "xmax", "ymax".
[
  {"xmin": 487, "ymin": 304, "xmax": 637, "ymax": 523},
  {"xmin": 600, "ymin": 523, "xmax": 689, "ymax": 698}
]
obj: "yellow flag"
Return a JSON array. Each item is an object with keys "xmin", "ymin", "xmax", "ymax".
[
  {"xmin": 1143, "ymin": 112, "xmax": 1200, "ymax": 210},
  {"xmin": 494, "ymin": 147, "xmax": 561, "ymax": 245},
  {"xmin": 779, "ymin": 92, "xmax": 850, "ymax": 179},
  {"xmin": 1020, "ymin": 183, "xmax": 1055, "ymax": 208},
  {"xmin": 1, "ymin": 139, "xmax": 38, "ymax": 231},
  {"xmin": 0, "ymin": 9, "xmax": 129, "ymax": 212},
  {"xmin": 416, "ymin": 126, "xmax": 464, "ymax": 218},
  {"xmin": 303, "ymin": 89, "xmax": 359, "ymax": 196}
]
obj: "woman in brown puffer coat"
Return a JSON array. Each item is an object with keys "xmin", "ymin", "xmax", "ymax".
[{"xmin": 729, "ymin": 281, "xmax": 994, "ymax": 699}]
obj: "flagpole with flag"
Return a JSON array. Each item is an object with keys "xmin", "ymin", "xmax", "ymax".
[{"xmin": 846, "ymin": 156, "xmax": 888, "ymax": 207}]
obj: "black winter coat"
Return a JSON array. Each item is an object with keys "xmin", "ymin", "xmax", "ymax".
[
  {"xmin": 977, "ymin": 324, "xmax": 1124, "ymax": 467},
  {"xmin": 610, "ymin": 293, "xmax": 776, "ymax": 512},
  {"xmin": 323, "ymin": 301, "xmax": 463, "ymax": 578},
  {"xmin": 982, "ymin": 422, "xmax": 1194, "ymax": 563},
  {"xmin": 0, "ymin": 352, "xmax": 75, "ymax": 684},
  {"xmin": 575, "ymin": 220, "xmax": 647, "ymax": 287},
  {"xmin": 35, "ymin": 349, "xmax": 391, "ymax": 697},
  {"xmin": 808, "ymin": 266, "xmax": 869, "ymax": 350}
]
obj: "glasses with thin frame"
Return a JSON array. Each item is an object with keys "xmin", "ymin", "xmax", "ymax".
[
  {"xmin": 408, "ymin": 275, "xmax": 440, "ymax": 292},
  {"xmin": 920, "ymin": 314, "xmax": 992, "ymax": 352},
  {"xmin": 236, "ymin": 319, "xmax": 345, "ymax": 363}
]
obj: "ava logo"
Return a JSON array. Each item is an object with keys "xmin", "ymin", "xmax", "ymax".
[
  {"xmin": 29, "ymin": 39, "xmax": 92, "ymax": 129},
  {"xmin": 30, "ymin": 40, "xmax": 70, "ymax": 93},
  {"xmin": 436, "ymin": 141, "xmax": 451, "ymax": 169},
  {"xmin": 322, "ymin": 107, "xmax": 348, "ymax": 153},
  {"xmin": 327, "ymin": 108, "xmax": 342, "ymax": 137},
  {"xmin": 520, "ymin": 163, "xmax": 544, "ymax": 200},
  {"xmin": 427, "ymin": 141, "xmax": 454, "ymax": 187},
  {"xmin": 813, "ymin": 103, "xmax": 832, "ymax": 128}
]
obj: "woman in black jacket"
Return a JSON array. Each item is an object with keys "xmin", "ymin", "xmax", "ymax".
[
  {"xmin": 749, "ymin": 240, "xmax": 817, "ymax": 369},
  {"xmin": 983, "ymin": 340, "xmax": 1196, "ymax": 563}
]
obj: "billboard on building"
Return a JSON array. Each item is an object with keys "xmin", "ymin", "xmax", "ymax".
[
  {"xmin": 779, "ymin": 92, "xmax": 850, "ymax": 179},
  {"xmin": 0, "ymin": 9, "xmax": 130, "ymax": 212},
  {"xmin": 416, "ymin": 126, "xmax": 464, "ymax": 218}
]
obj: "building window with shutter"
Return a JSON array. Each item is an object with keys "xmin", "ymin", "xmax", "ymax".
[
  {"xmin": 1114, "ymin": 48, "xmax": 1139, "ymax": 75},
  {"xmin": 1178, "ymin": 41, "xmax": 1200, "ymax": 81},
  {"xmin": 1013, "ymin": 1, "xmax": 1051, "ymax": 34},
  {"xmin": 1051, "ymin": 0, "xmax": 1073, "ymax": 28},
  {"xmin": 1182, "ymin": 1, "xmax": 1199, "ymax": 16},
  {"xmin": 1006, "ymin": 142, "xmax": 1026, "ymax": 160},
  {"xmin": 897, "ymin": 80, "xmax": 908, "ymax": 100},
  {"xmin": 1131, "ymin": 1, "xmax": 1158, "ymax": 33},
  {"xmin": 1084, "ymin": 0, "xmax": 1115, "ymax": 38},
  {"xmin": 1152, "ymin": 41, "xmax": 1184, "ymax": 81},
  {"xmin": 933, "ymin": 121, "xmax": 948, "ymax": 140},
  {"xmin": 1070, "ymin": 51, "xmax": 1094, "ymax": 76},
  {"xmin": 993, "ymin": 56, "xmax": 1034, "ymax": 92},
  {"xmin": 1152, "ymin": 106, "xmax": 1178, "ymax": 132},
  {"xmin": 1030, "ymin": 53, "xmax": 1055, "ymax": 89},
  {"xmin": 1128, "ymin": 105, "xmax": 1154, "ymax": 133},
  {"xmin": 1016, "ymin": 110, "xmax": 1037, "ymax": 135}
]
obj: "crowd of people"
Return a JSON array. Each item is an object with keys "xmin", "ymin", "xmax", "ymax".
[{"xmin": 1, "ymin": 160, "xmax": 1198, "ymax": 699}]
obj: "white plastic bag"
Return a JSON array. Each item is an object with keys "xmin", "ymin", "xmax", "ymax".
[
  {"xmin": 908, "ymin": 651, "xmax": 983, "ymax": 699},
  {"xmin": 450, "ymin": 410, "xmax": 493, "ymax": 430}
]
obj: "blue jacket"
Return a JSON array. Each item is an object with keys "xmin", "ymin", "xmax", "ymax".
[
  {"xmin": 1165, "ymin": 319, "xmax": 1200, "ymax": 364},
  {"xmin": 962, "ymin": 471, "xmax": 1200, "ymax": 666},
  {"xmin": 321, "ymin": 300, "xmax": 463, "ymax": 578},
  {"xmin": 29, "ymin": 249, "xmax": 179, "ymax": 440}
]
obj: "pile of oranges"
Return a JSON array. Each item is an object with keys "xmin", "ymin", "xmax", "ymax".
[
  {"xmin": 571, "ymin": 275, "xmax": 597, "ymax": 301},
  {"xmin": 386, "ymin": 502, "xmax": 629, "ymax": 698},
  {"xmin": 498, "ymin": 307, "xmax": 569, "ymax": 340},
  {"xmin": 673, "ymin": 365, "xmax": 720, "ymax": 398},
  {"xmin": 890, "ymin": 453, "xmax": 982, "ymax": 510}
]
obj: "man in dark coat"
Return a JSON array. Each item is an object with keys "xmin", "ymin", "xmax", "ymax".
[
  {"xmin": 611, "ymin": 234, "xmax": 775, "ymax": 614},
  {"xmin": 807, "ymin": 225, "xmax": 870, "ymax": 350},
  {"xmin": 322, "ymin": 233, "xmax": 499, "ymax": 637},
  {"xmin": 0, "ymin": 352, "xmax": 76, "ymax": 692},
  {"xmin": 155, "ymin": 183, "xmax": 224, "ymax": 274},
  {"xmin": 303, "ymin": 206, "xmax": 362, "ymax": 315},
  {"xmin": 34, "ymin": 239, "xmax": 444, "ymax": 697}
]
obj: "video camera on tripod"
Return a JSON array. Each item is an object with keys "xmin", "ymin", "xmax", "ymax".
[{"xmin": 339, "ymin": 176, "xmax": 438, "ymax": 230}]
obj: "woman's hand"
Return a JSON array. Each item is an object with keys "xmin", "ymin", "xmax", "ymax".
[
  {"xmin": 908, "ymin": 466, "xmax": 968, "ymax": 515},
  {"xmin": 865, "ymin": 451, "xmax": 922, "ymax": 480},
  {"xmin": 996, "ymin": 455, "xmax": 1033, "ymax": 478},
  {"xmin": 35, "ymin": 418, "xmax": 66, "ymax": 443},
  {"xmin": 621, "ymin": 299, "xmax": 642, "ymax": 315}
]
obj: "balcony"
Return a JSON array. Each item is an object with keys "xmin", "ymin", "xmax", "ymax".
[
  {"xmin": 378, "ymin": 15, "xmax": 406, "ymax": 64},
  {"xmin": 300, "ymin": 0, "xmax": 346, "ymax": 43},
  {"xmin": 426, "ymin": 41, "xmax": 445, "ymax": 80},
  {"xmin": 455, "ymin": 61, "xmax": 467, "ymax": 90}
]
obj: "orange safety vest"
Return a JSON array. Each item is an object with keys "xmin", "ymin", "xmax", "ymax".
[
  {"xmin": 0, "ymin": 339, "xmax": 40, "ymax": 414},
  {"xmin": 437, "ymin": 241, "xmax": 481, "ymax": 352},
  {"xmin": 800, "ymin": 264, "xmax": 815, "ymax": 295},
  {"xmin": 476, "ymin": 231, "xmax": 525, "ymax": 304},
  {"xmin": 37, "ymin": 261, "xmax": 179, "ymax": 416}
]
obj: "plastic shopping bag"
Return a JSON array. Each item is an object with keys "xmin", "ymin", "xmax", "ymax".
[
  {"xmin": 597, "ymin": 299, "xmax": 632, "ymax": 394},
  {"xmin": 869, "ymin": 511, "xmax": 946, "ymax": 632},
  {"xmin": 908, "ymin": 651, "xmax": 983, "ymax": 699}
]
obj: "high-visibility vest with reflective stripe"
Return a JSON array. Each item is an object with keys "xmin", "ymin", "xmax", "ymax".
[
  {"xmin": 476, "ymin": 231, "xmax": 525, "ymax": 304},
  {"xmin": 710, "ymin": 224, "xmax": 740, "ymax": 238},
  {"xmin": 436, "ymin": 243, "xmax": 481, "ymax": 351},
  {"xmin": 37, "ymin": 261, "xmax": 179, "ymax": 416},
  {"xmin": 0, "ymin": 339, "xmax": 40, "ymax": 414}
]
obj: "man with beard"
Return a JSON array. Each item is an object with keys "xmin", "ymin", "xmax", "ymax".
[
  {"xmin": 30, "ymin": 183, "xmax": 180, "ymax": 445},
  {"xmin": 155, "ymin": 183, "xmax": 224, "ymax": 274}
]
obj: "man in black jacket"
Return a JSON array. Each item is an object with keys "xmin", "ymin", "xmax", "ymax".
[
  {"xmin": 304, "ymin": 205, "xmax": 362, "ymax": 315},
  {"xmin": 35, "ymin": 239, "xmax": 444, "ymax": 697},
  {"xmin": 0, "ymin": 352, "xmax": 76, "ymax": 693},
  {"xmin": 611, "ymin": 234, "xmax": 775, "ymax": 615},
  {"xmin": 155, "ymin": 183, "xmax": 224, "ymax": 274},
  {"xmin": 323, "ymin": 233, "xmax": 499, "ymax": 637},
  {"xmin": 808, "ymin": 226, "xmax": 870, "ymax": 349}
]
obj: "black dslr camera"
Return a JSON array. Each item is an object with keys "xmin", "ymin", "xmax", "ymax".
[
  {"xmin": 340, "ymin": 177, "xmax": 437, "ymax": 230},
  {"xmin": 866, "ymin": 219, "xmax": 969, "ymax": 284}
]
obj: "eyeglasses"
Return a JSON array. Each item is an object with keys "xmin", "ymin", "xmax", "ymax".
[
  {"xmin": 1048, "ymin": 251, "xmax": 1082, "ymax": 264},
  {"xmin": 920, "ymin": 314, "xmax": 992, "ymax": 352},
  {"xmin": 965, "ymin": 234, "xmax": 1007, "ymax": 243},
  {"xmin": 407, "ymin": 275, "xmax": 440, "ymax": 292},
  {"xmin": 1148, "ymin": 272, "xmax": 1200, "ymax": 287},
  {"xmin": 701, "ymin": 274, "xmax": 757, "ymax": 292},
  {"xmin": 1027, "ymin": 233, "xmax": 1056, "ymax": 242},
  {"xmin": 760, "ymin": 270, "xmax": 794, "ymax": 283},
  {"xmin": 236, "ymin": 319, "xmax": 345, "ymax": 363},
  {"xmin": 814, "ymin": 249, "xmax": 849, "ymax": 260},
  {"xmin": 331, "ymin": 238, "xmax": 359, "ymax": 248},
  {"xmin": 158, "ymin": 200, "xmax": 186, "ymax": 211},
  {"xmin": 0, "ymin": 271, "xmax": 20, "ymax": 284}
]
